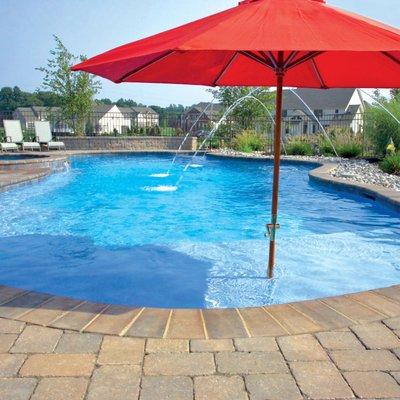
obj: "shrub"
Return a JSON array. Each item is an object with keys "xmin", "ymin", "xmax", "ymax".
[
  {"xmin": 364, "ymin": 100, "xmax": 400, "ymax": 156},
  {"xmin": 285, "ymin": 137, "xmax": 314, "ymax": 156},
  {"xmin": 332, "ymin": 130, "xmax": 362, "ymax": 158},
  {"xmin": 232, "ymin": 130, "xmax": 266, "ymax": 153},
  {"xmin": 380, "ymin": 152, "xmax": 400, "ymax": 175},
  {"xmin": 318, "ymin": 138, "xmax": 337, "ymax": 156},
  {"xmin": 336, "ymin": 142, "xmax": 362, "ymax": 158}
]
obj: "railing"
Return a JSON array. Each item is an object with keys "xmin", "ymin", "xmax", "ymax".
[{"xmin": 0, "ymin": 108, "xmax": 369, "ymax": 155}]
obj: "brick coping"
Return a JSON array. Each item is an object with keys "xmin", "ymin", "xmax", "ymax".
[
  {"xmin": 0, "ymin": 151, "xmax": 398, "ymax": 338},
  {"xmin": 0, "ymin": 284, "xmax": 399, "ymax": 339}
]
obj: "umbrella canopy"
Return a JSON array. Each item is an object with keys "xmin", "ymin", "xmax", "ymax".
[
  {"xmin": 72, "ymin": 0, "xmax": 400, "ymax": 88},
  {"xmin": 72, "ymin": 0, "xmax": 400, "ymax": 278}
]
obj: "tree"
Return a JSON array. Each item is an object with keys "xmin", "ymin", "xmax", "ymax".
[
  {"xmin": 391, "ymin": 89, "xmax": 400, "ymax": 100},
  {"xmin": 37, "ymin": 35, "xmax": 101, "ymax": 136},
  {"xmin": 208, "ymin": 86, "xmax": 275, "ymax": 130}
]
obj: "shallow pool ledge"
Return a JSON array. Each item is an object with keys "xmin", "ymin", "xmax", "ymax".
[
  {"xmin": 0, "ymin": 284, "xmax": 399, "ymax": 339},
  {"xmin": 309, "ymin": 163, "xmax": 400, "ymax": 213}
]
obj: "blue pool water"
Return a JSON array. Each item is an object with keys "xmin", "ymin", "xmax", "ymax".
[{"xmin": 0, "ymin": 153, "xmax": 399, "ymax": 308}]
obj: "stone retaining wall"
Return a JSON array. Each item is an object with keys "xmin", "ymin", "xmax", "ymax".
[{"xmin": 58, "ymin": 136, "xmax": 197, "ymax": 151}]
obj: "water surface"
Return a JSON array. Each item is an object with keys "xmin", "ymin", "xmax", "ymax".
[{"xmin": 0, "ymin": 153, "xmax": 398, "ymax": 308}]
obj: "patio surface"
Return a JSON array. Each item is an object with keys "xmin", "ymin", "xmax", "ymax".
[{"xmin": 1, "ymin": 284, "xmax": 400, "ymax": 399}]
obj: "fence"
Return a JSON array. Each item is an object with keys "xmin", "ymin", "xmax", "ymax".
[{"xmin": 0, "ymin": 108, "xmax": 369, "ymax": 154}]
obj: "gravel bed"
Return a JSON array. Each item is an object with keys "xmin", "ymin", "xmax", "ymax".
[
  {"xmin": 210, "ymin": 148, "xmax": 340, "ymax": 163},
  {"xmin": 332, "ymin": 159, "xmax": 400, "ymax": 192}
]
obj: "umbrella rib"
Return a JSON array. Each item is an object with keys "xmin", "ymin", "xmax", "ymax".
[
  {"xmin": 381, "ymin": 51, "xmax": 400, "ymax": 66},
  {"xmin": 212, "ymin": 52, "xmax": 239, "ymax": 86},
  {"xmin": 283, "ymin": 51, "xmax": 299, "ymax": 69},
  {"xmin": 239, "ymin": 51, "xmax": 275, "ymax": 70},
  {"xmin": 286, "ymin": 51, "xmax": 324, "ymax": 70},
  {"xmin": 117, "ymin": 50, "xmax": 175, "ymax": 83},
  {"xmin": 265, "ymin": 51, "xmax": 278, "ymax": 69},
  {"xmin": 311, "ymin": 58, "xmax": 328, "ymax": 89}
]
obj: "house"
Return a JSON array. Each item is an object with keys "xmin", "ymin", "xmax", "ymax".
[
  {"xmin": 119, "ymin": 106, "xmax": 159, "ymax": 128},
  {"xmin": 12, "ymin": 104, "xmax": 160, "ymax": 135},
  {"xmin": 282, "ymin": 88, "xmax": 365, "ymax": 136},
  {"xmin": 181, "ymin": 102, "xmax": 224, "ymax": 131},
  {"xmin": 13, "ymin": 106, "xmax": 71, "ymax": 133},
  {"xmin": 89, "ymin": 104, "xmax": 132, "ymax": 134}
]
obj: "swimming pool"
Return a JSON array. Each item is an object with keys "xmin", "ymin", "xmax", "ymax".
[{"xmin": 0, "ymin": 153, "xmax": 398, "ymax": 308}]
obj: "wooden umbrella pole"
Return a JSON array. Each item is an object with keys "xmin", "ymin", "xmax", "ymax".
[{"xmin": 267, "ymin": 52, "xmax": 284, "ymax": 279}]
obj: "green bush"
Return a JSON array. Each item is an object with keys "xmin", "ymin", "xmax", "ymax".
[
  {"xmin": 285, "ymin": 138, "xmax": 314, "ymax": 156},
  {"xmin": 319, "ymin": 138, "xmax": 337, "ymax": 156},
  {"xmin": 365, "ymin": 100, "xmax": 400, "ymax": 156},
  {"xmin": 380, "ymin": 152, "xmax": 400, "ymax": 175},
  {"xmin": 336, "ymin": 143, "xmax": 362, "ymax": 158},
  {"xmin": 232, "ymin": 130, "xmax": 266, "ymax": 153}
]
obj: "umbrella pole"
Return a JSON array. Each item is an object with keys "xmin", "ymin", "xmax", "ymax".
[{"xmin": 267, "ymin": 58, "xmax": 284, "ymax": 279}]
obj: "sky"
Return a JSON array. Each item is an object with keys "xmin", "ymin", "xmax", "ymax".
[{"xmin": 0, "ymin": 0, "xmax": 399, "ymax": 107}]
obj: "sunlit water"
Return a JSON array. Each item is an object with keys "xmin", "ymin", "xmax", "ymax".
[{"xmin": 0, "ymin": 153, "xmax": 399, "ymax": 308}]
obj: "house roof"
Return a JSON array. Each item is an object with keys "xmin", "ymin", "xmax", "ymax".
[
  {"xmin": 118, "ymin": 106, "xmax": 158, "ymax": 115},
  {"xmin": 183, "ymin": 102, "xmax": 224, "ymax": 118},
  {"xmin": 92, "ymin": 104, "xmax": 115, "ymax": 115},
  {"xmin": 283, "ymin": 89, "xmax": 356, "ymax": 111},
  {"xmin": 131, "ymin": 106, "xmax": 157, "ymax": 115}
]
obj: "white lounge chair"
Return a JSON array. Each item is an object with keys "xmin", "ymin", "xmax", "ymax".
[
  {"xmin": 2, "ymin": 120, "xmax": 41, "ymax": 151},
  {"xmin": 34, "ymin": 121, "xmax": 65, "ymax": 150}
]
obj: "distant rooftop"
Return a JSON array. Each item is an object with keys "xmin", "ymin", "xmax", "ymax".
[{"xmin": 283, "ymin": 88, "xmax": 357, "ymax": 111}]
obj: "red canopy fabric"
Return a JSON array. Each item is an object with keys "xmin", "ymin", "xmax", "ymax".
[{"xmin": 72, "ymin": 0, "xmax": 400, "ymax": 88}]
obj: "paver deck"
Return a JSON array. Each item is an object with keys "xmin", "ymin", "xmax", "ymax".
[{"xmin": 0, "ymin": 284, "xmax": 399, "ymax": 399}]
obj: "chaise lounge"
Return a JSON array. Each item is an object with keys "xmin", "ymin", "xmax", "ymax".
[
  {"xmin": 2, "ymin": 120, "xmax": 41, "ymax": 151},
  {"xmin": 34, "ymin": 121, "xmax": 65, "ymax": 150}
]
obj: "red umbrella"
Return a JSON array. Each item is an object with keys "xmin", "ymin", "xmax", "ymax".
[{"xmin": 73, "ymin": 0, "xmax": 400, "ymax": 278}]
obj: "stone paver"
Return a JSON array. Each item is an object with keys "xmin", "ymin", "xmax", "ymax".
[
  {"xmin": 278, "ymin": 334, "xmax": 329, "ymax": 361},
  {"xmin": 0, "ymin": 378, "xmax": 37, "ymax": 400},
  {"xmin": 234, "ymin": 337, "xmax": 278, "ymax": 352},
  {"xmin": 330, "ymin": 349, "xmax": 400, "ymax": 371},
  {"xmin": 146, "ymin": 338, "xmax": 189, "ymax": 353},
  {"xmin": 0, "ymin": 283, "xmax": 399, "ymax": 399},
  {"xmin": 97, "ymin": 336, "xmax": 144, "ymax": 365},
  {"xmin": 31, "ymin": 377, "xmax": 88, "ymax": 400},
  {"xmin": 144, "ymin": 353, "xmax": 215, "ymax": 376},
  {"xmin": 0, "ymin": 354, "xmax": 26, "ymax": 377},
  {"xmin": 11, "ymin": 325, "xmax": 62, "ymax": 354},
  {"xmin": 290, "ymin": 361, "xmax": 354, "ymax": 399},
  {"xmin": 384, "ymin": 316, "xmax": 400, "ymax": 330},
  {"xmin": 55, "ymin": 332, "xmax": 102, "ymax": 354},
  {"xmin": 216, "ymin": 351, "xmax": 287, "ymax": 374},
  {"xmin": 87, "ymin": 365, "xmax": 141, "ymax": 400},
  {"xmin": 245, "ymin": 374, "xmax": 302, "ymax": 400},
  {"xmin": 344, "ymin": 371, "xmax": 400, "ymax": 398},
  {"xmin": 315, "ymin": 330, "xmax": 364, "ymax": 350},
  {"xmin": 0, "ymin": 318, "xmax": 25, "ymax": 334},
  {"xmin": 0, "ymin": 333, "xmax": 18, "ymax": 352},
  {"xmin": 351, "ymin": 322, "xmax": 400, "ymax": 349},
  {"xmin": 190, "ymin": 338, "xmax": 234, "ymax": 352},
  {"xmin": 141, "ymin": 376, "xmax": 193, "ymax": 400},
  {"xmin": 194, "ymin": 376, "xmax": 247, "ymax": 400},
  {"xmin": 20, "ymin": 354, "xmax": 95, "ymax": 377}
]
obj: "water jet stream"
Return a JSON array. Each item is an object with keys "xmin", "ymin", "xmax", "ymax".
[{"xmin": 288, "ymin": 89, "xmax": 339, "ymax": 157}]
